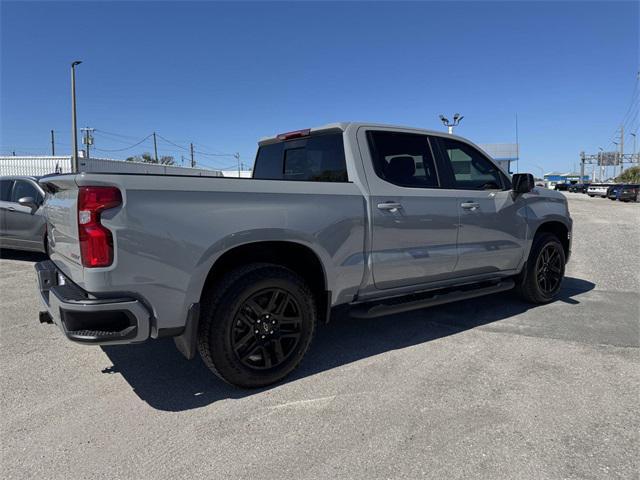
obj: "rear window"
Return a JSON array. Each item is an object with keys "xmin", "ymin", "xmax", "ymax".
[{"xmin": 253, "ymin": 132, "xmax": 348, "ymax": 182}]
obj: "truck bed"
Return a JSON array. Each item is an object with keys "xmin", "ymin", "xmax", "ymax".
[{"xmin": 40, "ymin": 173, "xmax": 367, "ymax": 336}]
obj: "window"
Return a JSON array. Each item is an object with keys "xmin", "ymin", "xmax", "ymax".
[
  {"xmin": 253, "ymin": 132, "xmax": 348, "ymax": 182},
  {"xmin": 366, "ymin": 131, "xmax": 439, "ymax": 188},
  {"xmin": 437, "ymin": 138, "xmax": 503, "ymax": 190},
  {"xmin": 0, "ymin": 180, "xmax": 13, "ymax": 201},
  {"xmin": 11, "ymin": 180, "xmax": 40, "ymax": 203},
  {"xmin": 253, "ymin": 143, "xmax": 284, "ymax": 180}
]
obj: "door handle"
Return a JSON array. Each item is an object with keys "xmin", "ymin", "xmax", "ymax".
[
  {"xmin": 7, "ymin": 206, "xmax": 16, "ymax": 211},
  {"xmin": 377, "ymin": 202, "xmax": 403, "ymax": 211},
  {"xmin": 460, "ymin": 202, "xmax": 480, "ymax": 210}
]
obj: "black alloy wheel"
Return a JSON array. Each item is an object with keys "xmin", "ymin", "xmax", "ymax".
[
  {"xmin": 232, "ymin": 288, "xmax": 303, "ymax": 370},
  {"xmin": 534, "ymin": 243, "xmax": 563, "ymax": 296},
  {"xmin": 197, "ymin": 263, "xmax": 317, "ymax": 388},
  {"xmin": 514, "ymin": 232, "xmax": 566, "ymax": 304}
]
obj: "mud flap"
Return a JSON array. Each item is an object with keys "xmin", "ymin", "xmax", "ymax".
[{"xmin": 174, "ymin": 303, "xmax": 200, "ymax": 360}]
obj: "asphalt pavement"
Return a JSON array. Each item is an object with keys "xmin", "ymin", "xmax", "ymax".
[{"xmin": 1, "ymin": 193, "xmax": 638, "ymax": 479}]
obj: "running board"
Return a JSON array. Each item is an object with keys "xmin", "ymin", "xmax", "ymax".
[{"xmin": 350, "ymin": 279, "xmax": 515, "ymax": 319}]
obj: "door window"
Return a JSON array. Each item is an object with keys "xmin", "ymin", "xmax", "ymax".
[
  {"xmin": 366, "ymin": 131, "xmax": 439, "ymax": 188},
  {"xmin": 0, "ymin": 180, "xmax": 14, "ymax": 201},
  {"xmin": 436, "ymin": 138, "xmax": 504, "ymax": 190},
  {"xmin": 11, "ymin": 180, "xmax": 41, "ymax": 203}
]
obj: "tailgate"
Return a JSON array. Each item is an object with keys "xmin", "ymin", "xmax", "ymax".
[{"xmin": 39, "ymin": 175, "xmax": 84, "ymax": 282}]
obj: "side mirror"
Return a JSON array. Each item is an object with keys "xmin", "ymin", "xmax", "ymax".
[
  {"xmin": 18, "ymin": 196, "xmax": 39, "ymax": 213},
  {"xmin": 512, "ymin": 173, "xmax": 535, "ymax": 194}
]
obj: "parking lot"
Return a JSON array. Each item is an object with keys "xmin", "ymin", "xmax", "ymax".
[{"xmin": 1, "ymin": 193, "xmax": 638, "ymax": 479}]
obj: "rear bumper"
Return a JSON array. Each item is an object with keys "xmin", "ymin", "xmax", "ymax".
[{"xmin": 35, "ymin": 260, "xmax": 151, "ymax": 344}]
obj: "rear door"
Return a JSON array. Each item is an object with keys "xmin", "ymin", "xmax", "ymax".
[
  {"xmin": 357, "ymin": 128, "xmax": 459, "ymax": 290},
  {"xmin": 432, "ymin": 136, "xmax": 527, "ymax": 275}
]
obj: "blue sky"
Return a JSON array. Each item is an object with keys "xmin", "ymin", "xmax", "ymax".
[{"xmin": 1, "ymin": 1, "xmax": 638, "ymax": 174}]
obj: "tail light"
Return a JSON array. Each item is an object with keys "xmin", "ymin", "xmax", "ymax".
[{"xmin": 78, "ymin": 186, "xmax": 122, "ymax": 267}]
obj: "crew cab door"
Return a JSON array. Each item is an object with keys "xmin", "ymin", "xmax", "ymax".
[
  {"xmin": 357, "ymin": 128, "xmax": 459, "ymax": 290},
  {"xmin": 432, "ymin": 137, "xmax": 527, "ymax": 275}
]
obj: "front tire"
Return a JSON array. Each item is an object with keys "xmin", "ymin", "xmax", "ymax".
[
  {"xmin": 515, "ymin": 233, "xmax": 566, "ymax": 304},
  {"xmin": 197, "ymin": 263, "xmax": 317, "ymax": 388}
]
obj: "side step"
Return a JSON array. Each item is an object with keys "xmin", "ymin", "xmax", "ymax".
[
  {"xmin": 66, "ymin": 326, "xmax": 137, "ymax": 343},
  {"xmin": 350, "ymin": 279, "xmax": 515, "ymax": 319}
]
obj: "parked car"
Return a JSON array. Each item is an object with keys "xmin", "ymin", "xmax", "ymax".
[
  {"xmin": 617, "ymin": 184, "xmax": 640, "ymax": 202},
  {"xmin": 34, "ymin": 122, "xmax": 572, "ymax": 388},
  {"xmin": 587, "ymin": 184, "xmax": 610, "ymax": 197},
  {"xmin": 0, "ymin": 176, "xmax": 47, "ymax": 253},
  {"xmin": 554, "ymin": 183, "xmax": 569, "ymax": 191},
  {"xmin": 607, "ymin": 184, "xmax": 624, "ymax": 200},
  {"xmin": 569, "ymin": 183, "xmax": 590, "ymax": 193}
]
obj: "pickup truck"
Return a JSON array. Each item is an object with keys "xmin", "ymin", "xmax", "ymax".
[{"xmin": 35, "ymin": 122, "xmax": 572, "ymax": 388}]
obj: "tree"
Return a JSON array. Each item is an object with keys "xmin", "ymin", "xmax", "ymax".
[
  {"xmin": 125, "ymin": 152, "xmax": 174, "ymax": 165},
  {"xmin": 615, "ymin": 166, "xmax": 640, "ymax": 183}
]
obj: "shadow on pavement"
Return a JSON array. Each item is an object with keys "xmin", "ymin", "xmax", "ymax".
[
  {"xmin": 0, "ymin": 249, "xmax": 47, "ymax": 262},
  {"xmin": 101, "ymin": 276, "xmax": 594, "ymax": 412}
]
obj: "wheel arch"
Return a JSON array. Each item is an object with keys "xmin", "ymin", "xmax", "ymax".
[
  {"xmin": 533, "ymin": 220, "xmax": 570, "ymax": 259},
  {"xmin": 198, "ymin": 240, "xmax": 330, "ymax": 316}
]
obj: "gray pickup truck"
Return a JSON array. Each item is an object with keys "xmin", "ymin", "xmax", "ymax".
[{"xmin": 35, "ymin": 122, "xmax": 572, "ymax": 388}]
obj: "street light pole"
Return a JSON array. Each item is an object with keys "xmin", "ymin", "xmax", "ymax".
[
  {"xmin": 631, "ymin": 132, "xmax": 637, "ymax": 165},
  {"xmin": 71, "ymin": 60, "xmax": 82, "ymax": 172},
  {"xmin": 439, "ymin": 113, "xmax": 464, "ymax": 134},
  {"xmin": 612, "ymin": 141, "xmax": 619, "ymax": 180},
  {"xmin": 597, "ymin": 147, "xmax": 603, "ymax": 182}
]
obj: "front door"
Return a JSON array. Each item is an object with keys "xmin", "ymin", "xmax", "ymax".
[
  {"xmin": 358, "ymin": 128, "xmax": 459, "ymax": 290},
  {"xmin": 5, "ymin": 179, "xmax": 44, "ymax": 249},
  {"xmin": 0, "ymin": 179, "xmax": 15, "ymax": 243},
  {"xmin": 433, "ymin": 136, "xmax": 527, "ymax": 275}
]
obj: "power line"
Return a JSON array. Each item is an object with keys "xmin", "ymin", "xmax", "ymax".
[
  {"xmin": 155, "ymin": 133, "xmax": 190, "ymax": 152},
  {"xmin": 93, "ymin": 134, "xmax": 153, "ymax": 152},
  {"xmin": 195, "ymin": 149, "xmax": 236, "ymax": 158},
  {"xmin": 94, "ymin": 129, "xmax": 148, "ymax": 141}
]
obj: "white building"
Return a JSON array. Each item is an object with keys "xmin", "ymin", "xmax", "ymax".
[{"xmin": 0, "ymin": 156, "xmax": 223, "ymax": 177}]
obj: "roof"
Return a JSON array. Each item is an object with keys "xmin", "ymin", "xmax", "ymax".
[
  {"xmin": 0, "ymin": 175, "xmax": 42, "ymax": 180},
  {"xmin": 258, "ymin": 121, "xmax": 488, "ymax": 151},
  {"xmin": 544, "ymin": 172, "xmax": 586, "ymax": 177}
]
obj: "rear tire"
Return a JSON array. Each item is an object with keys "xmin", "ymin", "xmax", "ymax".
[
  {"xmin": 515, "ymin": 233, "xmax": 566, "ymax": 304},
  {"xmin": 197, "ymin": 263, "xmax": 317, "ymax": 388}
]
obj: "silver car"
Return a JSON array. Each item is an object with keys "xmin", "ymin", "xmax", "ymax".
[{"xmin": 0, "ymin": 176, "xmax": 47, "ymax": 253}]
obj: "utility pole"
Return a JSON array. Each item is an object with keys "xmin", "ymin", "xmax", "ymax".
[
  {"xmin": 81, "ymin": 127, "xmax": 95, "ymax": 159},
  {"xmin": 234, "ymin": 152, "xmax": 241, "ymax": 177},
  {"xmin": 190, "ymin": 143, "xmax": 195, "ymax": 167},
  {"xmin": 153, "ymin": 132, "xmax": 158, "ymax": 163},
  {"xmin": 70, "ymin": 60, "xmax": 82, "ymax": 172},
  {"xmin": 620, "ymin": 125, "xmax": 624, "ymax": 175},
  {"xmin": 515, "ymin": 113, "xmax": 519, "ymax": 174},
  {"xmin": 50, "ymin": 130, "xmax": 55, "ymax": 156}
]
